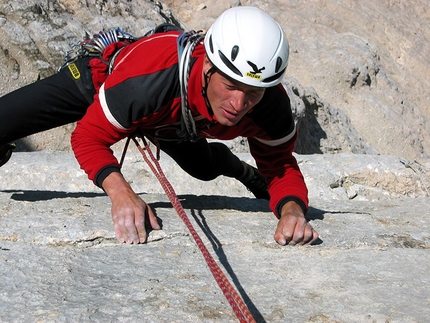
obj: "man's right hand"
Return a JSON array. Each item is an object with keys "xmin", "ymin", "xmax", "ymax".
[{"xmin": 102, "ymin": 172, "xmax": 160, "ymax": 244}]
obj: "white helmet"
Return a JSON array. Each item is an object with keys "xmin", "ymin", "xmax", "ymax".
[{"xmin": 204, "ymin": 6, "xmax": 289, "ymax": 87}]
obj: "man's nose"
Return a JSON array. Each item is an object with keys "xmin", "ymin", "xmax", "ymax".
[{"xmin": 231, "ymin": 91, "xmax": 247, "ymax": 112}]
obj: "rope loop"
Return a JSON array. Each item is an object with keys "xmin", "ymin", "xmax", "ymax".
[{"xmin": 177, "ymin": 31, "xmax": 205, "ymax": 142}]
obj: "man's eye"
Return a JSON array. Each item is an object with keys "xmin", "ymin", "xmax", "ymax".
[{"xmin": 249, "ymin": 90, "xmax": 264, "ymax": 96}]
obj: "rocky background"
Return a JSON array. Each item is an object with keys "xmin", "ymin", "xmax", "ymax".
[{"xmin": 0, "ymin": 0, "xmax": 429, "ymax": 160}]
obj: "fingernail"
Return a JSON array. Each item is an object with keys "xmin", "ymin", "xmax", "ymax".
[{"xmin": 277, "ymin": 238, "xmax": 287, "ymax": 245}]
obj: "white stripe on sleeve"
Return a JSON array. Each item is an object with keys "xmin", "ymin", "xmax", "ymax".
[
  {"xmin": 99, "ymin": 83, "xmax": 128, "ymax": 131},
  {"xmin": 254, "ymin": 123, "xmax": 296, "ymax": 146}
]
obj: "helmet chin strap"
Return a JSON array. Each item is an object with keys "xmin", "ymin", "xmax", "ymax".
[{"xmin": 201, "ymin": 65, "xmax": 217, "ymax": 117}]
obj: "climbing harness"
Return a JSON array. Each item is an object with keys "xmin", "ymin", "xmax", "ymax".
[
  {"xmin": 59, "ymin": 25, "xmax": 203, "ymax": 142},
  {"xmin": 123, "ymin": 135, "xmax": 256, "ymax": 323}
]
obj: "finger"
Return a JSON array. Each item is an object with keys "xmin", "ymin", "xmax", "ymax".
[
  {"xmin": 134, "ymin": 208, "xmax": 147, "ymax": 244},
  {"xmin": 310, "ymin": 226, "xmax": 319, "ymax": 244},
  {"xmin": 112, "ymin": 211, "xmax": 127, "ymax": 243},
  {"xmin": 303, "ymin": 223, "xmax": 314, "ymax": 244},
  {"xmin": 300, "ymin": 223, "xmax": 320, "ymax": 246},
  {"xmin": 136, "ymin": 205, "xmax": 160, "ymax": 244},
  {"xmin": 290, "ymin": 218, "xmax": 310, "ymax": 245},
  {"xmin": 274, "ymin": 216, "xmax": 295, "ymax": 245},
  {"xmin": 147, "ymin": 205, "xmax": 160, "ymax": 230},
  {"xmin": 124, "ymin": 214, "xmax": 140, "ymax": 244},
  {"xmin": 297, "ymin": 223, "xmax": 314, "ymax": 245},
  {"xmin": 114, "ymin": 220, "xmax": 125, "ymax": 243}
]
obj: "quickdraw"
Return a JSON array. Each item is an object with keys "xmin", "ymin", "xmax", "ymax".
[{"xmin": 58, "ymin": 27, "xmax": 136, "ymax": 71}]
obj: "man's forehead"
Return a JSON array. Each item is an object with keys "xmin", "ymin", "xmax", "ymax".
[
  {"xmin": 218, "ymin": 68, "xmax": 265, "ymax": 91},
  {"xmin": 205, "ymin": 54, "xmax": 265, "ymax": 91}
]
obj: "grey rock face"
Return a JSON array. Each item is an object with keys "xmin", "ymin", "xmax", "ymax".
[
  {"xmin": 0, "ymin": 151, "xmax": 429, "ymax": 322},
  {"xmin": 0, "ymin": 0, "xmax": 182, "ymax": 151}
]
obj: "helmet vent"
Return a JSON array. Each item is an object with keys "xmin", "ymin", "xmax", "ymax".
[
  {"xmin": 218, "ymin": 50, "xmax": 243, "ymax": 77},
  {"xmin": 275, "ymin": 57, "xmax": 283, "ymax": 73},
  {"xmin": 231, "ymin": 45, "xmax": 239, "ymax": 61},
  {"xmin": 208, "ymin": 35, "xmax": 214, "ymax": 53},
  {"xmin": 262, "ymin": 67, "xmax": 286, "ymax": 83}
]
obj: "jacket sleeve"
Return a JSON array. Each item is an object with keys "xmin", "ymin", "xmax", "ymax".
[
  {"xmin": 71, "ymin": 93, "xmax": 135, "ymax": 187},
  {"xmin": 247, "ymin": 84, "xmax": 308, "ymax": 217},
  {"xmin": 71, "ymin": 33, "xmax": 181, "ymax": 187},
  {"xmin": 249, "ymin": 133, "xmax": 308, "ymax": 218}
]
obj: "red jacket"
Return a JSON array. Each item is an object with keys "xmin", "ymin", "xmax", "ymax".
[{"xmin": 71, "ymin": 31, "xmax": 308, "ymax": 217}]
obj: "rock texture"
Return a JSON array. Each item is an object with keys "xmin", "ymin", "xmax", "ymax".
[
  {"xmin": 1, "ymin": 151, "xmax": 429, "ymax": 322},
  {"xmin": 0, "ymin": 0, "xmax": 178, "ymax": 150},
  {"xmin": 0, "ymin": 0, "xmax": 429, "ymax": 159}
]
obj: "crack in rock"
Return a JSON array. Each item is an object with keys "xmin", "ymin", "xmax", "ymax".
[{"xmin": 44, "ymin": 231, "xmax": 191, "ymax": 248}]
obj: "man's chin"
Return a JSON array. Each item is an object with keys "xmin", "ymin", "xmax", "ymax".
[{"xmin": 217, "ymin": 118, "xmax": 238, "ymax": 126}]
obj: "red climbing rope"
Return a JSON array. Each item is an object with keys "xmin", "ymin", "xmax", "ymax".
[{"xmin": 130, "ymin": 136, "xmax": 256, "ymax": 323}]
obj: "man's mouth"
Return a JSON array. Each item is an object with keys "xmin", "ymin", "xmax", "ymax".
[{"xmin": 222, "ymin": 108, "xmax": 239, "ymax": 120}]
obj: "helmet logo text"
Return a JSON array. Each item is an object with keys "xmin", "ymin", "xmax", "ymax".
[{"xmin": 246, "ymin": 61, "xmax": 265, "ymax": 80}]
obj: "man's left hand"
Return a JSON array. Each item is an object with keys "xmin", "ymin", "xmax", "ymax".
[{"xmin": 274, "ymin": 201, "xmax": 319, "ymax": 246}]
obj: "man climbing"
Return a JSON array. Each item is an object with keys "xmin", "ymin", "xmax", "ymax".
[{"xmin": 0, "ymin": 6, "xmax": 318, "ymax": 246}]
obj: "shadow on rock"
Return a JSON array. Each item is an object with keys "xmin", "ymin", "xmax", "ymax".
[
  {"xmin": 190, "ymin": 208, "xmax": 267, "ymax": 323},
  {"xmin": 2, "ymin": 190, "xmax": 105, "ymax": 201},
  {"xmin": 2, "ymin": 190, "xmax": 327, "ymax": 224},
  {"xmin": 150, "ymin": 194, "xmax": 271, "ymax": 213}
]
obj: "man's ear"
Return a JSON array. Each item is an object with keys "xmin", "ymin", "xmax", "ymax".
[{"xmin": 203, "ymin": 55, "xmax": 213, "ymax": 74}]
